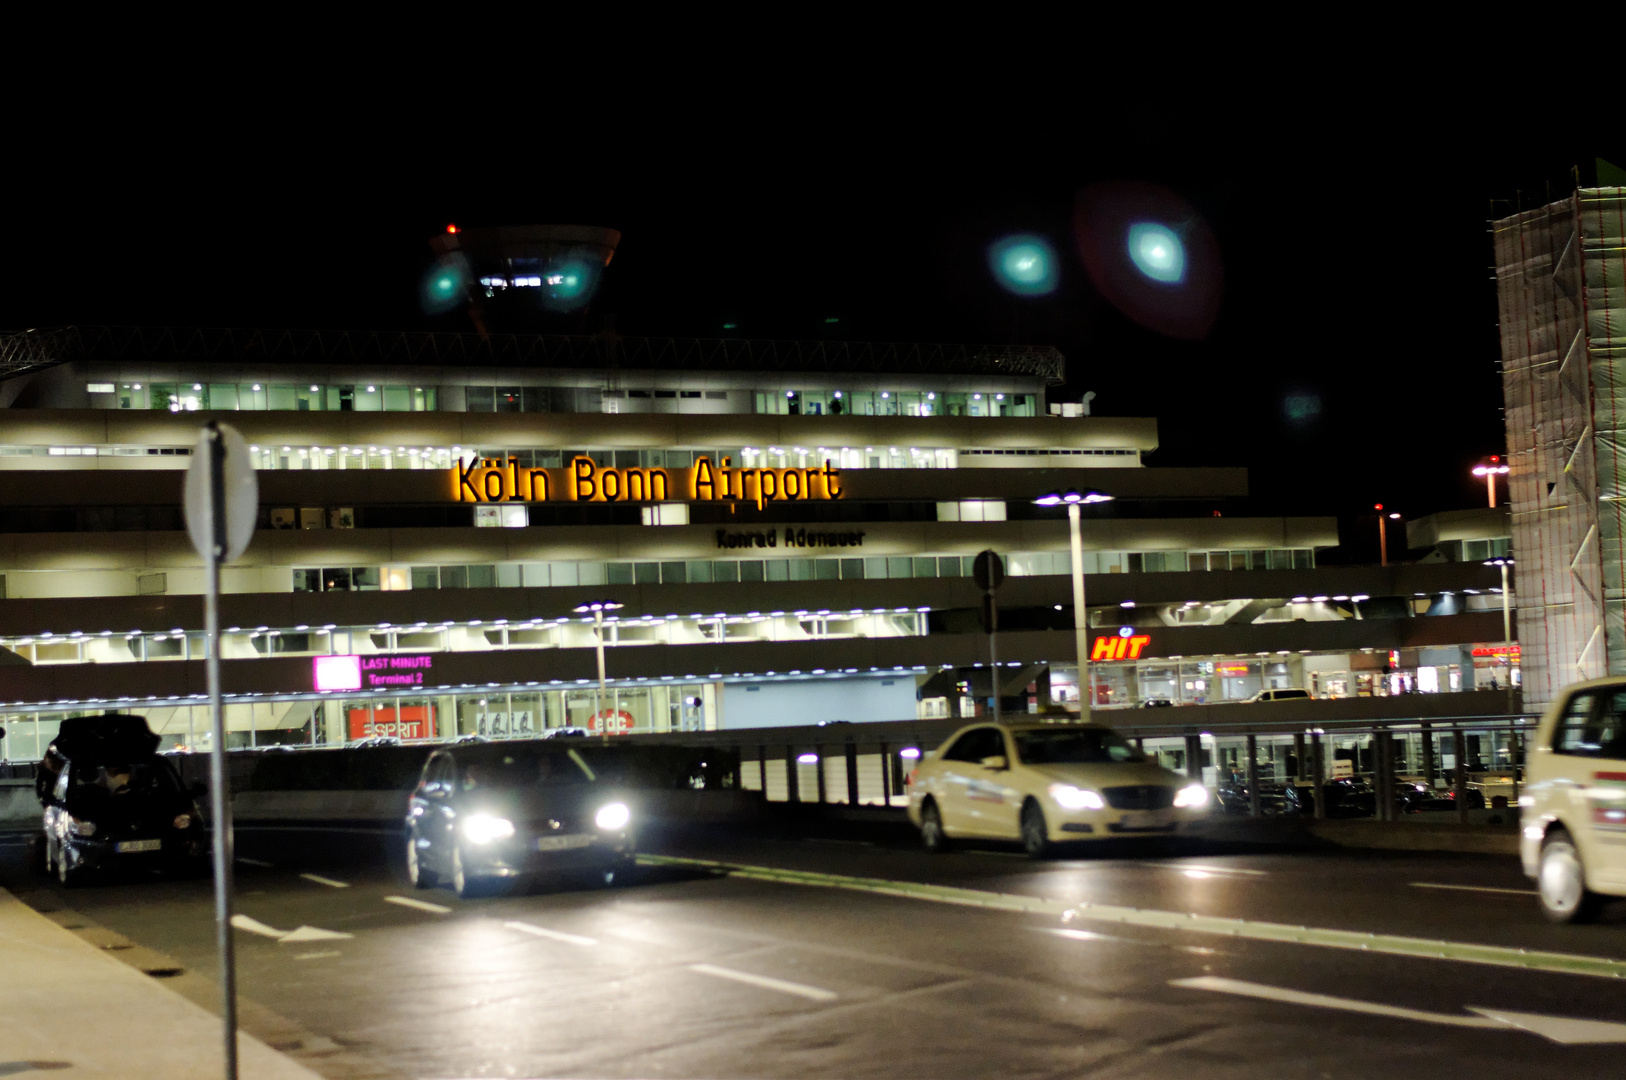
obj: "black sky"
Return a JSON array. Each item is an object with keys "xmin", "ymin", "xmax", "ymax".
[{"xmin": 3, "ymin": 79, "xmax": 1616, "ymax": 557}]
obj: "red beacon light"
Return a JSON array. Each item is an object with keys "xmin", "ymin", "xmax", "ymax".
[{"xmin": 446, "ymin": 223, "xmax": 459, "ymax": 234}]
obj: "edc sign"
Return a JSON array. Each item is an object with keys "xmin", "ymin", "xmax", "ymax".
[{"xmin": 453, "ymin": 455, "xmax": 844, "ymax": 512}]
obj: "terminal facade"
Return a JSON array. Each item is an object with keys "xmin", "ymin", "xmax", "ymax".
[{"xmin": 0, "ymin": 324, "xmax": 1520, "ymax": 760}]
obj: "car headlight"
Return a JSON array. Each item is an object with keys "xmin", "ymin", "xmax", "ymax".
[
  {"xmin": 595, "ymin": 802, "xmax": 631, "ymax": 831},
  {"xmin": 1049, "ymin": 784, "xmax": 1105, "ymax": 811},
  {"xmin": 462, "ymin": 814, "xmax": 515, "ymax": 844},
  {"xmin": 1173, "ymin": 784, "xmax": 1210, "ymax": 809},
  {"xmin": 173, "ymin": 814, "xmax": 192, "ymax": 829},
  {"xmin": 68, "ymin": 816, "xmax": 97, "ymax": 837}
]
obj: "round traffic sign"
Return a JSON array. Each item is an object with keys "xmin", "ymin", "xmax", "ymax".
[{"xmin": 184, "ymin": 422, "xmax": 259, "ymax": 563}]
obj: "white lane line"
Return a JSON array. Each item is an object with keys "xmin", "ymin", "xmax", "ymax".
[
  {"xmin": 505, "ymin": 921, "xmax": 597, "ymax": 946},
  {"xmin": 235, "ymin": 857, "xmax": 274, "ymax": 867},
  {"xmin": 1173, "ymin": 865, "xmax": 1268, "ymax": 877},
  {"xmin": 1173, "ymin": 976, "xmax": 1626, "ymax": 1044},
  {"xmin": 384, "ymin": 895, "xmax": 452, "ymax": 914},
  {"xmin": 231, "ymin": 914, "xmax": 287, "ymax": 939},
  {"xmin": 688, "ymin": 963, "xmax": 839, "ymax": 1002},
  {"xmin": 299, "ymin": 873, "xmax": 351, "ymax": 889},
  {"xmin": 293, "ymin": 951, "xmax": 343, "ymax": 961},
  {"xmin": 1411, "ymin": 882, "xmax": 1537, "ymax": 897},
  {"xmin": 1049, "ymin": 926, "xmax": 1224, "ymax": 957}
]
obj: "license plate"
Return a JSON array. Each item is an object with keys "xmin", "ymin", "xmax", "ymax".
[
  {"xmin": 116, "ymin": 839, "xmax": 162, "ymax": 854},
  {"xmin": 536, "ymin": 834, "xmax": 592, "ymax": 852}
]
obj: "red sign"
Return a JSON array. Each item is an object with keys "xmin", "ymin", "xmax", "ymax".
[
  {"xmin": 1472, "ymin": 645, "xmax": 1521, "ymax": 659},
  {"xmin": 347, "ymin": 705, "xmax": 433, "ymax": 741},
  {"xmin": 1091, "ymin": 635, "xmax": 1151, "ymax": 661},
  {"xmin": 1217, "ymin": 663, "xmax": 1251, "ymax": 676},
  {"xmin": 586, "ymin": 709, "xmax": 636, "ymax": 735}
]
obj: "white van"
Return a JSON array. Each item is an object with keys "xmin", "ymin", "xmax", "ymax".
[{"xmin": 1522, "ymin": 676, "xmax": 1626, "ymax": 921}]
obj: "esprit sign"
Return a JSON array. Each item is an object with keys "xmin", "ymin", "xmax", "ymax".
[
  {"xmin": 452, "ymin": 455, "xmax": 844, "ymax": 511},
  {"xmin": 313, "ymin": 654, "xmax": 435, "ymax": 692}
]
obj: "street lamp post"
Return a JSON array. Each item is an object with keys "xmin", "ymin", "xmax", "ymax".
[
  {"xmin": 1035, "ymin": 489, "xmax": 1115, "ymax": 722},
  {"xmin": 1375, "ymin": 504, "xmax": 1401, "ymax": 568},
  {"xmin": 1485, "ymin": 558, "xmax": 1516, "ymax": 715},
  {"xmin": 573, "ymin": 600, "xmax": 624, "ymax": 732},
  {"xmin": 1473, "ymin": 457, "xmax": 1510, "ymax": 508}
]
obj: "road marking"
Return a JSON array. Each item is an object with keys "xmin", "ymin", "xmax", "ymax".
[
  {"xmin": 637, "ymin": 854, "xmax": 1626, "ymax": 981},
  {"xmin": 504, "ymin": 921, "xmax": 597, "ymax": 946},
  {"xmin": 235, "ymin": 857, "xmax": 274, "ymax": 867},
  {"xmin": 688, "ymin": 963, "xmax": 838, "ymax": 1002},
  {"xmin": 231, "ymin": 915, "xmax": 352, "ymax": 944},
  {"xmin": 1173, "ymin": 976, "xmax": 1626, "ymax": 1044},
  {"xmin": 299, "ymin": 873, "xmax": 350, "ymax": 889},
  {"xmin": 231, "ymin": 914, "xmax": 286, "ymax": 939},
  {"xmin": 279, "ymin": 925, "xmax": 353, "ymax": 943},
  {"xmin": 293, "ymin": 951, "xmax": 343, "ymax": 961},
  {"xmin": 1049, "ymin": 927, "xmax": 1225, "ymax": 957},
  {"xmin": 1173, "ymin": 865, "xmax": 1267, "ymax": 877},
  {"xmin": 384, "ymin": 895, "xmax": 452, "ymax": 915},
  {"xmin": 1411, "ymin": 882, "xmax": 1536, "ymax": 897}
]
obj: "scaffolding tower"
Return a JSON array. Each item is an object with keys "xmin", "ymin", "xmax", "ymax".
[{"xmin": 1495, "ymin": 186, "xmax": 1626, "ymax": 708}]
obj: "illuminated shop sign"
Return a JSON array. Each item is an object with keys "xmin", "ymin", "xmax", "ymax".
[
  {"xmin": 1471, "ymin": 645, "xmax": 1521, "ymax": 659},
  {"xmin": 453, "ymin": 455, "xmax": 844, "ymax": 511},
  {"xmin": 313, "ymin": 654, "xmax": 435, "ymax": 692},
  {"xmin": 716, "ymin": 527, "xmax": 867, "ymax": 550},
  {"xmin": 347, "ymin": 705, "xmax": 432, "ymax": 741},
  {"xmin": 1091, "ymin": 634, "xmax": 1151, "ymax": 661}
]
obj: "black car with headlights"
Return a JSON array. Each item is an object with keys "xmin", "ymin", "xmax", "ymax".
[
  {"xmin": 405, "ymin": 743, "xmax": 635, "ymax": 898},
  {"xmin": 38, "ymin": 714, "xmax": 205, "ymax": 886}
]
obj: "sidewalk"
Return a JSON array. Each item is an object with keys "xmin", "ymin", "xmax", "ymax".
[{"xmin": 0, "ymin": 886, "xmax": 322, "ymax": 1080}]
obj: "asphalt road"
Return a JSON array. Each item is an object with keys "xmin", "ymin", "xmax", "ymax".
[{"xmin": 6, "ymin": 824, "xmax": 1626, "ymax": 1080}]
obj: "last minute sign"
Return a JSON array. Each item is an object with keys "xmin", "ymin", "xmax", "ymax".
[{"xmin": 453, "ymin": 455, "xmax": 843, "ymax": 511}]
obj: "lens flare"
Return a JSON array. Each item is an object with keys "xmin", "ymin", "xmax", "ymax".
[
  {"xmin": 421, "ymin": 254, "xmax": 470, "ymax": 315},
  {"xmin": 988, "ymin": 234, "xmax": 1058, "ymax": 296},
  {"xmin": 1127, "ymin": 223, "xmax": 1185, "ymax": 283},
  {"xmin": 1074, "ymin": 181, "xmax": 1223, "ymax": 340}
]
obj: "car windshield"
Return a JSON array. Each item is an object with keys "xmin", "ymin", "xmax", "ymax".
[
  {"xmin": 63, "ymin": 759, "xmax": 182, "ymax": 811},
  {"xmin": 459, "ymin": 748, "xmax": 596, "ymax": 791},
  {"xmin": 1013, "ymin": 728, "xmax": 1145, "ymax": 765}
]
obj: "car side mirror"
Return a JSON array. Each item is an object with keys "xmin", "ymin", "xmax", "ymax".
[{"xmin": 980, "ymin": 755, "xmax": 1008, "ymax": 771}]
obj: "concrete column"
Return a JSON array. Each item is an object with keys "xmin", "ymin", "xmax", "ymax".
[
  {"xmin": 845, "ymin": 742, "xmax": 860, "ymax": 806},
  {"xmin": 1454, "ymin": 728, "xmax": 1468, "ymax": 825},
  {"xmin": 1184, "ymin": 734, "xmax": 1203, "ymax": 781},
  {"xmin": 1510, "ymin": 725, "xmax": 1523, "ymax": 804},
  {"xmin": 815, "ymin": 745, "xmax": 828, "ymax": 804},
  {"xmin": 1246, "ymin": 733, "xmax": 1261, "ymax": 818},
  {"xmin": 1421, "ymin": 722, "xmax": 1436, "ymax": 786},
  {"xmin": 1293, "ymin": 732, "xmax": 1306, "ymax": 782},
  {"xmin": 880, "ymin": 744, "xmax": 893, "ymax": 805},
  {"xmin": 1311, "ymin": 731, "xmax": 1326, "ymax": 820},
  {"xmin": 784, "ymin": 745, "xmax": 800, "ymax": 804},
  {"xmin": 1378, "ymin": 731, "xmax": 1395, "ymax": 822}
]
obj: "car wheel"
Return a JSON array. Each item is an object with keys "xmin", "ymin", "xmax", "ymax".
[
  {"xmin": 451, "ymin": 845, "xmax": 487, "ymax": 900},
  {"xmin": 920, "ymin": 800, "xmax": 952, "ymax": 854},
  {"xmin": 1021, "ymin": 800, "xmax": 1051, "ymax": 859},
  {"xmin": 1539, "ymin": 829, "xmax": 1602, "ymax": 923},
  {"xmin": 406, "ymin": 833, "xmax": 437, "ymax": 890}
]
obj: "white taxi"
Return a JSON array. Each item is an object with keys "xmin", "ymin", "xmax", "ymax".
[
  {"xmin": 905, "ymin": 721, "xmax": 1209, "ymax": 857},
  {"xmin": 1522, "ymin": 676, "xmax": 1626, "ymax": 921}
]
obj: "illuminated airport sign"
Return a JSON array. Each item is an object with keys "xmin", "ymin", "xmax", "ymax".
[
  {"xmin": 314, "ymin": 654, "xmax": 435, "ymax": 691},
  {"xmin": 453, "ymin": 455, "xmax": 843, "ymax": 511}
]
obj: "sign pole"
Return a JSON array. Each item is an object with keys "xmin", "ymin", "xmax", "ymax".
[
  {"xmin": 204, "ymin": 422, "xmax": 238, "ymax": 1080},
  {"xmin": 974, "ymin": 550, "xmax": 1005, "ymax": 726}
]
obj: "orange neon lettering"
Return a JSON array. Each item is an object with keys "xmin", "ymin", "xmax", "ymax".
[
  {"xmin": 1125, "ymin": 635, "xmax": 1151, "ymax": 659},
  {"xmin": 1091, "ymin": 637, "xmax": 1116, "ymax": 661}
]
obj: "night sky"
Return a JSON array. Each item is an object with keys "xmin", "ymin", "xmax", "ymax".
[{"xmin": 4, "ymin": 93, "xmax": 1617, "ymax": 562}]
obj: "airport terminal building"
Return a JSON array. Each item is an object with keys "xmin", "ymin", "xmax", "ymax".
[{"xmin": 0, "ymin": 326, "xmax": 1518, "ymax": 758}]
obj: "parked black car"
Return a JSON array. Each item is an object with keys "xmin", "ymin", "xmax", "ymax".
[
  {"xmin": 405, "ymin": 743, "xmax": 635, "ymax": 899},
  {"xmin": 38, "ymin": 714, "xmax": 205, "ymax": 885}
]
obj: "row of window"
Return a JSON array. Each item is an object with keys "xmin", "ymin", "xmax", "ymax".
[
  {"xmin": 290, "ymin": 549, "xmax": 1319, "ymax": 593},
  {"xmin": 95, "ymin": 381, "xmax": 1039, "ymax": 418}
]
